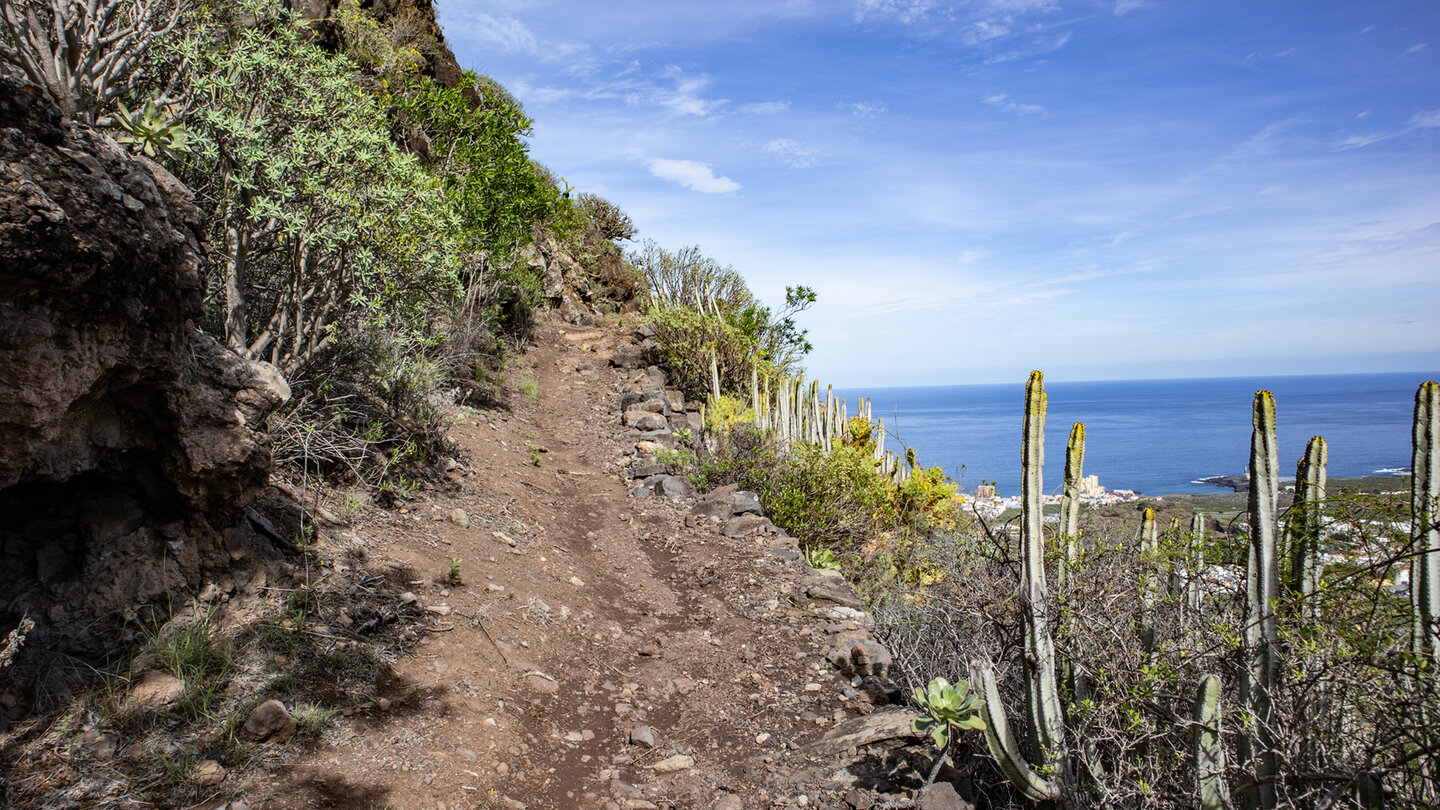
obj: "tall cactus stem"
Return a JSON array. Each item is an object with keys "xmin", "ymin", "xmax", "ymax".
[
  {"xmin": 974, "ymin": 660, "xmax": 1060, "ymax": 802},
  {"xmin": 1188, "ymin": 513, "xmax": 1206, "ymax": 619},
  {"xmin": 1140, "ymin": 507, "xmax": 1158, "ymax": 656},
  {"xmin": 1244, "ymin": 390, "xmax": 1281, "ymax": 810},
  {"xmin": 1059, "ymin": 423, "xmax": 1086, "ymax": 591},
  {"xmin": 708, "ymin": 346, "xmax": 721, "ymax": 404},
  {"xmin": 1286, "ymin": 436, "xmax": 1328, "ymax": 623},
  {"xmin": 1021, "ymin": 371, "xmax": 1065, "ymax": 764},
  {"xmin": 1413, "ymin": 380, "xmax": 1439, "ymax": 658},
  {"xmin": 1193, "ymin": 674, "xmax": 1231, "ymax": 810},
  {"xmin": 750, "ymin": 366, "xmax": 761, "ymax": 428}
]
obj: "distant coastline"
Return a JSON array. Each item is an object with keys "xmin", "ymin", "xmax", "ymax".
[{"xmin": 844, "ymin": 372, "xmax": 1431, "ymax": 497}]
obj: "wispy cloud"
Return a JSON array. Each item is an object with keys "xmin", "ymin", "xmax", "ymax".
[
  {"xmin": 647, "ymin": 158, "xmax": 741, "ymax": 193},
  {"xmin": 739, "ymin": 101, "xmax": 791, "ymax": 115},
  {"xmin": 1335, "ymin": 108, "xmax": 1440, "ymax": 149},
  {"xmin": 445, "ymin": 10, "xmax": 540, "ymax": 53},
  {"xmin": 634, "ymin": 68, "xmax": 729, "ymax": 117},
  {"xmin": 1114, "ymin": 0, "xmax": 1147, "ymax": 15},
  {"xmin": 1401, "ymin": 42, "xmax": 1428, "ymax": 57},
  {"xmin": 844, "ymin": 101, "xmax": 887, "ymax": 118},
  {"xmin": 984, "ymin": 92, "xmax": 1046, "ymax": 114},
  {"xmin": 1411, "ymin": 109, "xmax": 1440, "ymax": 129},
  {"xmin": 763, "ymin": 138, "xmax": 821, "ymax": 168},
  {"xmin": 853, "ymin": 0, "xmax": 938, "ymax": 24}
]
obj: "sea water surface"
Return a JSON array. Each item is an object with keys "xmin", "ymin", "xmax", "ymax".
[{"xmin": 838, "ymin": 373, "xmax": 1436, "ymax": 496}]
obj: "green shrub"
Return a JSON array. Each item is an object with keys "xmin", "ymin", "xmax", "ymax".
[
  {"xmin": 630, "ymin": 241, "xmax": 814, "ymax": 398},
  {"xmin": 576, "ymin": 192, "xmax": 636, "ymax": 242}
]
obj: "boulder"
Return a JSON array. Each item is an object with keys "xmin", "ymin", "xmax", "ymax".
[
  {"xmin": 730, "ymin": 491, "xmax": 764, "ymax": 516},
  {"xmin": 609, "ymin": 345, "xmax": 649, "ymax": 369},
  {"xmin": 622, "ymin": 411, "xmax": 668, "ymax": 432},
  {"xmin": 805, "ymin": 573, "xmax": 865, "ymax": 610},
  {"xmin": 826, "ymin": 639, "xmax": 894, "ymax": 678},
  {"xmin": 242, "ymin": 700, "xmax": 297, "ymax": 743},
  {"xmin": 722, "ymin": 514, "xmax": 772, "ymax": 537},
  {"xmin": 620, "ymin": 391, "xmax": 670, "ymax": 416},
  {"xmin": 802, "ymin": 709, "xmax": 913, "ymax": 758},
  {"xmin": 652, "ymin": 475, "xmax": 693, "ymax": 498},
  {"xmin": 917, "ymin": 783, "xmax": 974, "ymax": 810},
  {"xmin": 127, "ymin": 671, "xmax": 183, "ymax": 709}
]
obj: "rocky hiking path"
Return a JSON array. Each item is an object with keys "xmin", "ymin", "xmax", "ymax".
[{"xmin": 262, "ymin": 319, "xmax": 944, "ymax": 810}]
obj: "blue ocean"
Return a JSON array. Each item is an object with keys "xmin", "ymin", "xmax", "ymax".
[{"xmin": 838, "ymin": 373, "xmax": 1437, "ymax": 496}]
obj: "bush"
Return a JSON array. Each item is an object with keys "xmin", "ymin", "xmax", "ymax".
[
  {"xmin": 633, "ymin": 241, "xmax": 815, "ymax": 398},
  {"xmin": 576, "ymin": 192, "xmax": 636, "ymax": 242},
  {"xmin": 690, "ymin": 418, "xmax": 960, "ymax": 584}
]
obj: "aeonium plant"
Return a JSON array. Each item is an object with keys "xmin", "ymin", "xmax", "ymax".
[{"xmin": 910, "ymin": 677, "xmax": 987, "ymax": 787}]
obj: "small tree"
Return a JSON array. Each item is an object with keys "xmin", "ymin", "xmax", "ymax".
[{"xmin": 576, "ymin": 192, "xmax": 636, "ymax": 242}]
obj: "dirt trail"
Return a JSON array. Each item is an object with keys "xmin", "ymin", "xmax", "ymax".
[{"xmin": 263, "ymin": 319, "xmax": 904, "ymax": 810}]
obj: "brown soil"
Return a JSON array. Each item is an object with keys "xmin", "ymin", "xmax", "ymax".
[{"xmin": 241, "ymin": 319, "xmax": 896, "ymax": 809}]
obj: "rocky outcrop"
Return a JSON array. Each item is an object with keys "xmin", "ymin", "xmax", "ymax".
[
  {"xmin": 0, "ymin": 78, "xmax": 289, "ymax": 655},
  {"xmin": 518, "ymin": 234, "xmax": 639, "ymax": 325}
]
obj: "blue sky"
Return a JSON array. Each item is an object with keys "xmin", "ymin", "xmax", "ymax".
[{"xmin": 436, "ymin": 0, "xmax": 1440, "ymax": 386}]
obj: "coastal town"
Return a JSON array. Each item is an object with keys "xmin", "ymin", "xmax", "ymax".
[{"xmin": 968, "ymin": 474, "xmax": 1144, "ymax": 520}]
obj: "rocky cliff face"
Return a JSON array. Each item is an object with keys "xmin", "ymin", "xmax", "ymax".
[{"xmin": 0, "ymin": 78, "xmax": 291, "ymax": 658}]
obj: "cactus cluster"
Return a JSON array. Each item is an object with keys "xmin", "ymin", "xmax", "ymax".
[
  {"xmin": 969, "ymin": 376, "xmax": 1440, "ymax": 807},
  {"xmin": 743, "ymin": 373, "xmax": 926, "ymax": 485}
]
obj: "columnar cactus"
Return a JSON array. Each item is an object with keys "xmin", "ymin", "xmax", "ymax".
[
  {"xmin": 1058, "ymin": 423, "xmax": 1086, "ymax": 591},
  {"xmin": 977, "ymin": 371, "xmax": 1066, "ymax": 801},
  {"xmin": 1187, "ymin": 513, "xmax": 1206, "ymax": 620},
  {"xmin": 708, "ymin": 347, "xmax": 721, "ymax": 404},
  {"xmin": 750, "ymin": 366, "xmax": 762, "ymax": 429},
  {"xmin": 1193, "ymin": 674, "xmax": 1231, "ymax": 810},
  {"xmin": 1244, "ymin": 390, "xmax": 1281, "ymax": 810},
  {"xmin": 1414, "ymin": 380, "xmax": 1439, "ymax": 657},
  {"xmin": 1139, "ymin": 507, "xmax": 1158, "ymax": 656},
  {"xmin": 976, "ymin": 659, "xmax": 1060, "ymax": 801},
  {"xmin": 1286, "ymin": 436, "xmax": 1328, "ymax": 623}
]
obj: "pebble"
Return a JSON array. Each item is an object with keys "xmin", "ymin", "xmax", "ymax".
[
  {"xmin": 195, "ymin": 760, "xmax": 225, "ymax": 787},
  {"xmin": 629, "ymin": 725, "xmax": 656, "ymax": 748},
  {"xmin": 449, "ymin": 508, "xmax": 470, "ymax": 527},
  {"xmin": 650, "ymin": 754, "xmax": 695, "ymax": 773}
]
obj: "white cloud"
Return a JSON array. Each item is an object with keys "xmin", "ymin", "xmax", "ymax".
[
  {"xmin": 658, "ymin": 69, "xmax": 728, "ymax": 116},
  {"xmin": 446, "ymin": 11, "xmax": 540, "ymax": 53},
  {"xmin": 1402, "ymin": 42, "xmax": 1428, "ymax": 57},
  {"xmin": 739, "ymin": 101, "xmax": 791, "ymax": 115},
  {"xmin": 764, "ymin": 138, "xmax": 821, "ymax": 168},
  {"xmin": 1335, "ymin": 110, "xmax": 1440, "ymax": 149},
  {"xmin": 971, "ymin": 20, "xmax": 1009, "ymax": 40},
  {"xmin": 983, "ymin": 92, "xmax": 1046, "ymax": 114},
  {"xmin": 854, "ymin": 0, "xmax": 938, "ymax": 24},
  {"xmin": 845, "ymin": 101, "xmax": 887, "ymax": 118},
  {"xmin": 647, "ymin": 159, "xmax": 742, "ymax": 193},
  {"xmin": 1411, "ymin": 109, "xmax": 1440, "ymax": 128},
  {"xmin": 1114, "ymin": 0, "xmax": 1146, "ymax": 15}
]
